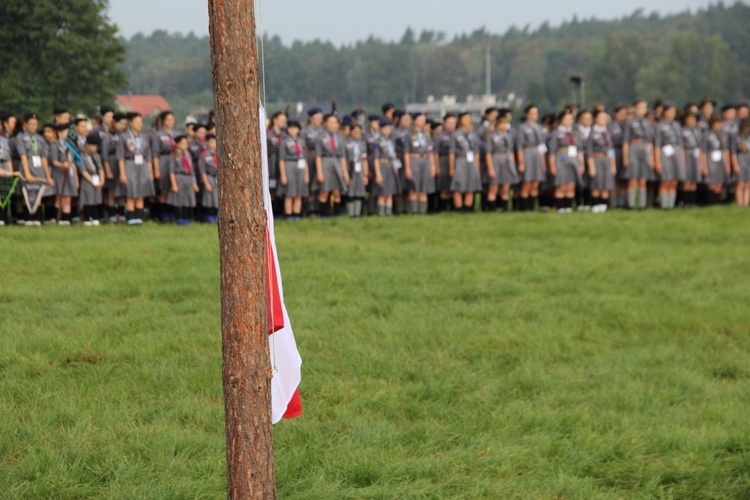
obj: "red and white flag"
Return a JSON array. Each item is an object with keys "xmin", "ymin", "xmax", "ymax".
[{"xmin": 259, "ymin": 104, "xmax": 302, "ymax": 423}]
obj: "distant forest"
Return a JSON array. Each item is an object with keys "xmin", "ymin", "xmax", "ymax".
[{"xmin": 121, "ymin": 2, "xmax": 750, "ymax": 121}]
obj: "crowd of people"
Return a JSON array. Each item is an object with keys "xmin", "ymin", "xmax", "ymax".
[{"xmin": 0, "ymin": 97, "xmax": 748, "ymax": 227}]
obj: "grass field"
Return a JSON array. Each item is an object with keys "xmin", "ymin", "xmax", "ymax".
[{"xmin": 2, "ymin": 208, "xmax": 750, "ymax": 498}]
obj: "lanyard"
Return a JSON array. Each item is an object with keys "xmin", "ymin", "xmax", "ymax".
[
  {"xmin": 129, "ymin": 130, "xmax": 143, "ymax": 154},
  {"xmin": 26, "ymin": 132, "xmax": 37, "ymax": 154}
]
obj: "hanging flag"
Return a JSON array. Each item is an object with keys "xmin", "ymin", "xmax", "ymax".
[{"xmin": 259, "ymin": 104, "xmax": 302, "ymax": 423}]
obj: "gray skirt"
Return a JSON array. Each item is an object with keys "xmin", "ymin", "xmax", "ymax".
[
  {"xmin": 347, "ymin": 162, "xmax": 366, "ymax": 198},
  {"xmin": 705, "ymin": 159, "xmax": 726, "ymax": 185},
  {"xmin": 658, "ymin": 149, "xmax": 686, "ymax": 181},
  {"xmin": 125, "ymin": 159, "xmax": 155, "ymax": 199},
  {"xmin": 738, "ymin": 154, "xmax": 750, "ymax": 183},
  {"xmin": 490, "ymin": 153, "xmax": 519, "ymax": 185},
  {"xmin": 167, "ymin": 174, "xmax": 196, "ymax": 207},
  {"xmin": 376, "ymin": 160, "xmax": 401, "ymax": 197},
  {"xmin": 437, "ymin": 155, "xmax": 451, "ymax": 192},
  {"xmin": 410, "ymin": 158, "xmax": 435, "ymax": 194},
  {"xmin": 589, "ymin": 156, "xmax": 615, "ymax": 191},
  {"xmin": 105, "ymin": 157, "xmax": 126, "ymax": 197},
  {"xmin": 684, "ymin": 149, "xmax": 702, "ymax": 183},
  {"xmin": 614, "ymin": 147, "xmax": 627, "ymax": 182},
  {"xmin": 626, "ymin": 144, "xmax": 653, "ymax": 181},
  {"xmin": 307, "ymin": 152, "xmax": 319, "ymax": 192},
  {"xmin": 555, "ymin": 155, "xmax": 583, "ymax": 186},
  {"xmin": 450, "ymin": 157, "xmax": 482, "ymax": 193},
  {"xmin": 202, "ymin": 174, "xmax": 219, "ymax": 208},
  {"xmin": 79, "ymin": 178, "xmax": 102, "ymax": 206},
  {"xmin": 158, "ymin": 154, "xmax": 172, "ymax": 190},
  {"xmin": 521, "ymin": 147, "xmax": 545, "ymax": 182},
  {"xmin": 321, "ymin": 157, "xmax": 345, "ymax": 192},
  {"xmin": 281, "ymin": 160, "xmax": 310, "ymax": 198},
  {"xmin": 52, "ymin": 166, "xmax": 79, "ymax": 197}
]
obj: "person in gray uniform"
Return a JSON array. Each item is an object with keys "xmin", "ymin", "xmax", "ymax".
[
  {"xmin": 622, "ymin": 98, "xmax": 654, "ymax": 209},
  {"xmin": 151, "ymin": 110, "xmax": 177, "ymax": 221},
  {"xmin": 314, "ymin": 113, "xmax": 349, "ymax": 217},
  {"xmin": 392, "ymin": 110, "xmax": 411, "ymax": 214},
  {"xmin": 586, "ymin": 110, "xmax": 616, "ymax": 213},
  {"xmin": 344, "ymin": 122, "xmax": 368, "ymax": 218},
  {"xmin": 548, "ymin": 108, "xmax": 584, "ymax": 213},
  {"xmin": 104, "ymin": 113, "xmax": 127, "ymax": 222},
  {"xmin": 167, "ymin": 135, "xmax": 199, "ymax": 225},
  {"xmin": 117, "ymin": 112, "xmax": 154, "ymax": 225},
  {"xmin": 449, "ymin": 112, "xmax": 482, "ymax": 212},
  {"xmin": 199, "ymin": 133, "xmax": 219, "ymax": 222},
  {"xmin": 78, "ymin": 132, "xmax": 105, "ymax": 225},
  {"xmin": 435, "ymin": 113, "xmax": 456, "ymax": 212},
  {"xmin": 404, "ymin": 112, "xmax": 435, "ymax": 215},
  {"xmin": 267, "ymin": 111, "xmax": 287, "ymax": 216},
  {"xmin": 680, "ymin": 111, "xmax": 702, "ymax": 208},
  {"xmin": 363, "ymin": 114, "xmax": 381, "ymax": 216},
  {"xmin": 609, "ymin": 103, "xmax": 628, "ymax": 208},
  {"xmin": 15, "ymin": 113, "xmax": 55, "ymax": 225},
  {"xmin": 277, "ymin": 121, "xmax": 309, "ymax": 220},
  {"xmin": 720, "ymin": 104, "xmax": 739, "ymax": 202},
  {"xmin": 731, "ymin": 119, "xmax": 750, "ymax": 207},
  {"xmin": 49, "ymin": 124, "xmax": 79, "ymax": 225},
  {"xmin": 575, "ymin": 109, "xmax": 593, "ymax": 211},
  {"xmin": 702, "ymin": 115, "xmax": 730, "ymax": 205},
  {"xmin": 516, "ymin": 104, "xmax": 547, "ymax": 212},
  {"xmin": 373, "ymin": 119, "xmax": 401, "ymax": 216},
  {"xmin": 302, "ymin": 107, "xmax": 323, "ymax": 217},
  {"xmin": 0, "ymin": 118, "xmax": 13, "ymax": 226},
  {"xmin": 653, "ymin": 102, "xmax": 685, "ymax": 210},
  {"xmin": 484, "ymin": 114, "xmax": 518, "ymax": 212}
]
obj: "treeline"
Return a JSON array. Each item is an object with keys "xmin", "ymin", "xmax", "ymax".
[{"xmin": 125, "ymin": 2, "xmax": 748, "ymax": 119}]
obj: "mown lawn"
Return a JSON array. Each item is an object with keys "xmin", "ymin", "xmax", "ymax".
[{"xmin": 1, "ymin": 208, "xmax": 750, "ymax": 498}]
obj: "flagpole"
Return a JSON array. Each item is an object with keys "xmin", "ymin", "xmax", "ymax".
[{"xmin": 208, "ymin": 0, "xmax": 276, "ymax": 498}]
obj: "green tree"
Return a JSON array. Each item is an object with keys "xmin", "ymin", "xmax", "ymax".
[
  {"xmin": 0, "ymin": 0, "xmax": 126, "ymax": 117},
  {"xmin": 587, "ymin": 32, "xmax": 646, "ymax": 106}
]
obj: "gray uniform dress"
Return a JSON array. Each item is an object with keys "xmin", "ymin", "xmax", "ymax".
[
  {"xmin": 199, "ymin": 149, "xmax": 220, "ymax": 208},
  {"xmin": 485, "ymin": 130, "xmax": 519, "ymax": 185},
  {"xmin": 449, "ymin": 130, "xmax": 482, "ymax": 193},
  {"xmin": 105, "ymin": 131, "xmax": 125, "ymax": 196},
  {"xmin": 654, "ymin": 120, "xmax": 686, "ymax": 181},
  {"xmin": 406, "ymin": 131, "xmax": 435, "ymax": 194},
  {"xmin": 315, "ymin": 131, "xmax": 346, "ymax": 192},
  {"xmin": 394, "ymin": 126, "xmax": 412, "ymax": 193},
  {"xmin": 301, "ymin": 125, "xmax": 322, "ymax": 191},
  {"xmin": 78, "ymin": 153, "xmax": 103, "ymax": 206},
  {"xmin": 721, "ymin": 121, "xmax": 739, "ymax": 184},
  {"xmin": 703, "ymin": 130, "xmax": 727, "ymax": 185},
  {"xmin": 16, "ymin": 132, "xmax": 55, "ymax": 197},
  {"xmin": 152, "ymin": 128, "xmax": 175, "ymax": 190},
  {"xmin": 736, "ymin": 133, "xmax": 750, "ymax": 183},
  {"xmin": 166, "ymin": 151, "xmax": 197, "ymax": 207},
  {"xmin": 608, "ymin": 120, "xmax": 626, "ymax": 181},
  {"xmin": 266, "ymin": 128, "xmax": 284, "ymax": 192},
  {"xmin": 374, "ymin": 135, "xmax": 401, "ymax": 197},
  {"xmin": 516, "ymin": 121, "xmax": 546, "ymax": 182},
  {"xmin": 623, "ymin": 117, "xmax": 654, "ymax": 181},
  {"xmin": 435, "ymin": 131, "xmax": 452, "ymax": 192},
  {"xmin": 549, "ymin": 126, "xmax": 583, "ymax": 186},
  {"xmin": 0, "ymin": 134, "xmax": 12, "ymax": 174},
  {"xmin": 344, "ymin": 137, "xmax": 367, "ymax": 198},
  {"xmin": 586, "ymin": 126, "xmax": 615, "ymax": 191},
  {"xmin": 681, "ymin": 127, "xmax": 702, "ymax": 183},
  {"xmin": 117, "ymin": 129, "xmax": 154, "ymax": 199},
  {"xmin": 278, "ymin": 136, "xmax": 309, "ymax": 198},
  {"xmin": 49, "ymin": 140, "xmax": 79, "ymax": 197}
]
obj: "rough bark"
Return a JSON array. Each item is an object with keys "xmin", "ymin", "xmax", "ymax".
[{"xmin": 208, "ymin": 0, "xmax": 276, "ymax": 498}]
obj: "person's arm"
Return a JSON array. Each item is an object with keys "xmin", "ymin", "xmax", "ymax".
[
  {"xmin": 151, "ymin": 134, "xmax": 161, "ymax": 180},
  {"xmin": 42, "ymin": 155, "xmax": 54, "ymax": 186},
  {"xmin": 586, "ymin": 137, "xmax": 596, "ymax": 177},
  {"xmin": 403, "ymin": 138, "xmax": 411, "ymax": 180},
  {"xmin": 315, "ymin": 140, "xmax": 324, "ymax": 184},
  {"xmin": 374, "ymin": 158, "xmax": 382, "ymax": 185},
  {"xmin": 341, "ymin": 156, "xmax": 350, "ymax": 185},
  {"xmin": 278, "ymin": 159, "xmax": 287, "ymax": 186},
  {"xmin": 622, "ymin": 122, "xmax": 630, "ymax": 168},
  {"xmin": 117, "ymin": 137, "xmax": 128, "ymax": 184},
  {"xmin": 448, "ymin": 134, "xmax": 456, "ymax": 177},
  {"xmin": 484, "ymin": 135, "xmax": 495, "ymax": 180}
]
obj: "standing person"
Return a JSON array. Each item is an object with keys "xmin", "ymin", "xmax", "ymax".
[
  {"xmin": 277, "ymin": 121, "xmax": 309, "ymax": 220},
  {"xmin": 548, "ymin": 108, "xmax": 584, "ymax": 213},
  {"xmin": 14, "ymin": 113, "xmax": 55, "ymax": 225},
  {"xmin": 721, "ymin": 104, "xmax": 739, "ymax": 204},
  {"xmin": 117, "ymin": 112, "xmax": 154, "ymax": 225},
  {"xmin": 314, "ymin": 113, "xmax": 349, "ymax": 217},
  {"xmin": 393, "ymin": 110, "xmax": 411, "ymax": 215},
  {"xmin": 405, "ymin": 113, "xmax": 435, "ymax": 215},
  {"xmin": 49, "ymin": 124, "xmax": 79, "ymax": 225},
  {"xmin": 449, "ymin": 112, "xmax": 482, "ymax": 213},
  {"xmin": 302, "ymin": 107, "xmax": 323, "ymax": 217},
  {"xmin": 152, "ymin": 110, "xmax": 177, "ymax": 222},
  {"xmin": 681, "ymin": 111, "xmax": 703, "ymax": 208},
  {"xmin": 479, "ymin": 107, "xmax": 499, "ymax": 211},
  {"xmin": 702, "ymin": 115, "xmax": 730, "ymax": 206},
  {"xmin": 653, "ymin": 102, "xmax": 685, "ymax": 210},
  {"xmin": 198, "ymin": 133, "xmax": 220, "ymax": 222},
  {"xmin": 698, "ymin": 97, "xmax": 716, "ymax": 133},
  {"xmin": 575, "ymin": 109, "xmax": 593, "ymax": 211},
  {"xmin": 622, "ymin": 98, "xmax": 655, "ymax": 209},
  {"xmin": 516, "ymin": 104, "xmax": 547, "ymax": 212},
  {"xmin": 344, "ymin": 122, "xmax": 368, "ymax": 218},
  {"xmin": 485, "ymin": 114, "xmax": 518, "ymax": 212},
  {"xmin": 189, "ymin": 123, "xmax": 207, "ymax": 221},
  {"xmin": 167, "ymin": 135, "xmax": 199, "ymax": 225},
  {"xmin": 267, "ymin": 111, "xmax": 287, "ymax": 216},
  {"xmin": 78, "ymin": 132, "xmax": 105, "ymax": 226},
  {"xmin": 586, "ymin": 110, "xmax": 616, "ymax": 213},
  {"xmin": 382, "ymin": 104, "xmax": 395, "ymax": 123},
  {"xmin": 339, "ymin": 115, "xmax": 352, "ymax": 140},
  {"xmin": 373, "ymin": 119, "xmax": 401, "ymax": 216},
  {"xmin": 104, "ymin": 113, "xmax": 127, "ymax": 222},
  {"xmin": 733, "ymin": 119, "xmax": 750, "ymax": 207},
  {"xmin": 363, "ymin": 114, "xmax": 381, "ymax": 216},
  {"xmin": 435, "ymin": 113, "xmax": 457, "ymax": 212},
  {"xmin": 609, "ymin": 103, "xmax": 628, "ymax": 208}
]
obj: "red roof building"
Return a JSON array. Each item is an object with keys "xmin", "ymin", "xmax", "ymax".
[{"xmin": 116, "ymin": 94, "xmax": 171, "ymax": 117}]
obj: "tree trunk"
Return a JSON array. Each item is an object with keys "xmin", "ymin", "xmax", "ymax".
[{"xmin": 208, "ymin": 0, "xmax": 276, "ymax": 498}]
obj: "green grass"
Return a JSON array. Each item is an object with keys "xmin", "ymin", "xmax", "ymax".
[{"xmin": 2, "ymin": 208, "xmax": 750, "ymax": 498}]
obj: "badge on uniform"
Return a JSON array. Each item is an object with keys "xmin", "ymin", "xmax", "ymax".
[
  {"xmin": 607, "ymin": 149, "xmax": 615, "ymax": 159},
  {"xmin": 297, "ymin": 159, "xmax": 306, "ymax": 170},
  {"xmin": 466, "ymin": 152, "xmax": 475, "ymax": 163},
  {"xmin": 92, "ymin": 175, "xmax": 101, "ymax": 186},
  {"xmin": 135, "ymin": 154, "xmax": 144, "ymax": 165},
  {"xmin": 662, "ymin": 145, "xmax": 675, "ymax": 158},
  {"xmin": 537, "ymin": 144, "xmax": 548, "ymax": 154},
  {"xmin": 693, "ymin": 149, "xmax": 700, "ymax": 159},
  {"xmin": 567, "ymin": 146, "xmax": 578, "ymax": 158},
  {"xmin": 711, "ymin": 150, "xmax": 723, "ymax": 162},
  {"xmin": 393, "ymin": 159, "xmax": 402, "ymax": 170},
  {"xmin": 354, "ymin": 162, "xmax": 362, "ymax": 173},
  {"xmin": 32, "ymin": 155, "xmax": 42, "ymax": 168}
]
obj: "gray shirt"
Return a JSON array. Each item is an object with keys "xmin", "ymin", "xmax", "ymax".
[
  {"xmin": 516, "ymin": 122, "xmax": 545, "ymax": 149},
  {"xmin": 485, "ymin": 130, "xmax": 514, "ymax": 154},
  {"xmin": 654, "ymin": 120, "xmax": 684, "ymax": 148},
  {"xmin": 623, "ymin": 117, "xmax": 654, "ymax": 143},
  {"xmin": 116, "ymin": 129, "xmax": 152, "ymax": 162}
]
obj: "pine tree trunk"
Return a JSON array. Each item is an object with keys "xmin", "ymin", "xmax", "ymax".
[{"xmin": 208, "ymin": 0, "xmax": 276, "ymax": 498}]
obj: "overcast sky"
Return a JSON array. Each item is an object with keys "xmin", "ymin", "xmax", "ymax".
[{"xmin": 109, "ymin": 0, "xmax": 717, "ymax": 44}]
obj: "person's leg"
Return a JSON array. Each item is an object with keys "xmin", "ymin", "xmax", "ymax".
[
  {"xmin": 463, "ymin": 192, "xmax": 474, "ymax": 212},
  {"xmin": 452, "ymin": 191, "xmax": 463, "ymax": 210}
]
